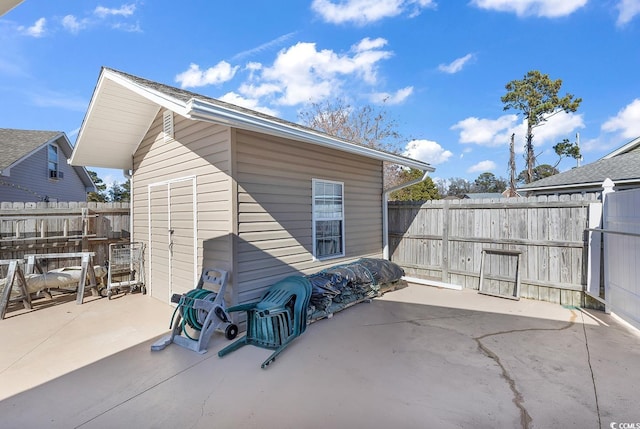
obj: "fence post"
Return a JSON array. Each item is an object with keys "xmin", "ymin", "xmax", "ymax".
[
  {"xmin": 441, "ymin": 200, "xmax": 449, "ymax": 283},
  {"xmin": 601, "ymin": 178, "xmax": 615, "ymax": 314},
  {"xmin": 601, "ymin": 178, "xmax": 615, "ymax": 203}
]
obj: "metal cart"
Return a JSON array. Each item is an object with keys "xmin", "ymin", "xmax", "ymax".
[{"xmin": 105, "ymin": 242, "xmax": 146, "ymax": 299}]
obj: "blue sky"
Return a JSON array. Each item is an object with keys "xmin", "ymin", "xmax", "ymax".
[{"xmin": 2, "ymin": 0, "xmax": 640, "ymax": 187}]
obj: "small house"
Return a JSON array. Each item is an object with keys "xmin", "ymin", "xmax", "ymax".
[
  {"xmin": 519, "ymin": 136, "xmax": 640, "ymax": 197},
  {"xmin": 70, "ymin": 67, "xmax": 434, "ymax": 306},
  {"xmin": 0, "ymin": 129, "xmax": 95, "ymax": 202}
]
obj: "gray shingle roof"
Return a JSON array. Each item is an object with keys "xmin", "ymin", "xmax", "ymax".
[
  {"xmin": 0, "ymin": 128, "xmax": 62, "ymax": 170},
  {"xmin": 104, "ymin": 68, "xmax": 431, "ymax": 170},
  {"xmin": 463, "ymin": 192, "xmax": 504, "ymax": 199},
  {"xmin": 520, "ymin": 149, "xmax": 640, "ymax": 190}
]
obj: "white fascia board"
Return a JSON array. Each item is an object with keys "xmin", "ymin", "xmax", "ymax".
[
  {"xmin": 71, "ymin": 72, "xmax": 110, "ymax": 165},
  {"xmin": 187, "ymin": 99, "xmax": 435, "ymax": 172},
  {"xmin": 104, "ymin": 70, "xmax": 190, "ymax": 117},
  {"xmin": 517, "ymin": 178, "xmax": 640, "ymax": 193},
  {"xmin": 71, "ymin": 69, "xmax": 185, "ymax": 167},
  {"xmin": 602, "ymin": 135, "xmax": 640, "ymax": 159},
  {"xmin": 518, "ymin": 182, "xmax": 602, "ymax": 193}
]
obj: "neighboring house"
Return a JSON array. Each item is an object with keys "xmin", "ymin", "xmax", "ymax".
[
  {"xmin": 463, "ymin": 193, "xmax": 504, "ymax": 199},
  {"xmin": 70, "ymin": 67, "xmax": 434, "ymax": 306},
  {"xmin": 0, "ymin": 129, "xmax": 96, "ymax": 202},
  {"xmin": 518, "ymin": 136, "xmax": 640, "ymax": 197}
]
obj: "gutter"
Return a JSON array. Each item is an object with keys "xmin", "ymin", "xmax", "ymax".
[
  {"xmin": 518, "ymin": 177, "xmax": 640, "ymax": 194},
  {"xmin": 188, "ymin": 99, "xmax": 435, "ymax": 172},
  {"xmin": 382, "ymin": 170, "xmax": 431, "ymax": 260}
]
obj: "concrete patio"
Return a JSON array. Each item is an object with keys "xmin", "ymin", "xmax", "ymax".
[{"xmin": 1, "ymin": 284, "xmax": 639, "ymax": 428}]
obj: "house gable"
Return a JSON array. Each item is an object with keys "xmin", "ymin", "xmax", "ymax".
[
  {"xmin": 0, "ymin": 129, "xmax": 95, "ymax": 202},
  {"xmin": 519, "ymin": 136, "xmax": 640, "ymax": 195}
]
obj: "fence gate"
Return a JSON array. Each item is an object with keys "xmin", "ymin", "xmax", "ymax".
[{"xmin": 603, "ymin": 188, "xmax": 640, "ymax": 330}]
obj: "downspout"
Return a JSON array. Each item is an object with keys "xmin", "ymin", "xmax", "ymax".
[
  {"xmin": 382, "ymin": 170, "xmax": 430, "ymax": 260},
  {"xmin": 124, "ymin": 168, "xmax": 132, "ymax": 243}
]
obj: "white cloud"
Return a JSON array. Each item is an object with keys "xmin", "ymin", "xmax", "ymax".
[
  {"xmin": 467, "ymin": 160, "xmax": 496, "ymax": 173},
  {"xmin": 251, "ymin": 38, "xmax": 393, "ymax": 105},
  {"xmin": 451, "ymin": 114, "xmax": 518, "ymax": 146},
  {"xmin": 19, "ymin": 17, "xmax": 46, "ymax": 37},
  {"xmin": 403, "ymin": 139, "xmax": 453, "ymax": 165},
  {"xmin": 175, "ymin": 61, "xmax": 239, "ymax": 88},
  {"xmin": 617, "ymin": 0, "xmax": 640, "ymax": 25},
  {"xmin": 438, "ymin": 53, "xmax": 474, "ymax": 74},
  {"xmin": 61, "ymin": 15, "xmax": 85, "ymax": 34},
  {"xmin": 370, "ymin": 86, "xmax": 413, "ymax": 104},
  {"xmin": 232, "ymin": 32, "xmax": 298, "ymax": 61},
  {"xmin": 452, "ymin": 111, "xmax": 584, "ymax": 149},
  {"xmin": 601, "ymin": 98, "xmax": 640, "ymax": 138},
  {"xmin": 94, "ymin": 4, "xmax": 136, "ymax": 18},
  {"xmin": 238, "ymin": 82, "xmax": 282, "ymax": 99},
  {"xmin": 111, "ymin": 21, "xmax": 142, "ymax": 33},
  {"xmin": 533, "ymin": 111, "xmax": 585, "ymax": 143},
  {"xmin": 471, "ymin": 0, "xmax": 587, "ymax": 18},
  {"xmin": 354, "ymin": 37, "xmax": 388, "ymax": 52},
  {"xmin": 57, "ymin": 4, "xmax": 138, "ymax": 34},
  {"xmin": 311, "ymin": 0, "xmax": 436, "ymax": 25},
  {"xmin": 218, "ymin": 92, "xmax": 279, "ymax": 117}
]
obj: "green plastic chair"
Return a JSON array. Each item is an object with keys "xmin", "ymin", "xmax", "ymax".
[{"xmin": 218, "ymin": 275, "xmax": 312, "ymax": 368}]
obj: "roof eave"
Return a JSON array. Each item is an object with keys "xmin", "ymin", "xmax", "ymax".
[
  {"xmin": 188, "ymin": 99, "xmax": 435, "ymax": 172},
  {"xmin": 54, "ymin": 133, "xmax": 96, "ymax": 190},
  {"xmin": 518, "ymin": 177, "xmax": 640, "ymax": 193},
  {"xmin": 70, "ymin": 68, "xmax": 187, "ymax": 169},
  {"xmin": 104, "ymin": 69, "xmax": 190, "ymax": 117},
  {"xmin": 602, "ymin": 135, "xmax": 640, "ymax": 159}
]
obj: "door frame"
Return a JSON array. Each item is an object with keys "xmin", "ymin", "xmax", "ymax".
[{"xmin": 147, "ymin": 176, "xmax": 198, "ymax": 302}]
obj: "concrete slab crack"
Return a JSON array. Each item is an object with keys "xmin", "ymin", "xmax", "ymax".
[
  {"xmin": 473, "ymin": 311, "xmax": 578, "ymax": 429},
  {"xmin": 474, "ymin": 335, "xmax": 532, "ymax": 429},
  {"xmin": 579, "ymin": 310, "xmax": 602, "ymax": 429}
]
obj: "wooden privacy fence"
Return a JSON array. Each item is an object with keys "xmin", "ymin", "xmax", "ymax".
[
  {"xmin": 0, "ymin": 201, "xmax": 130, "ymax": 267},
  {"xmin": 388, "ymin": 194, "xmax": 602, "ymax": 307}
]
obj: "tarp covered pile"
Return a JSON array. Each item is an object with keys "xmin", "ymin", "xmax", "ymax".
[{"xmin": 305, "ymin": 258, "xmax": 405, "ymax": 319}]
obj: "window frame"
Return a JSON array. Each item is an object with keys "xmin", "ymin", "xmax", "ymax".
[
  {"xmin": 48, "ymin": 144, "xmax": 60, "ymax": 180},
  {"xmin": 312, "ymin": 178, "xmax": 345, "ymax": 260}
]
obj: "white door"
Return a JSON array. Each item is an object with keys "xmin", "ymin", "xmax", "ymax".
[{"xmin": 148, "ymin": 177, "xmax": 197, "ymax": 302}]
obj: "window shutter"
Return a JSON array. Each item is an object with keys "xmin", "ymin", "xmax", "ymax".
[{"xmin": 163, "ymin": 110, "xmax": 174, "ymax": 142}]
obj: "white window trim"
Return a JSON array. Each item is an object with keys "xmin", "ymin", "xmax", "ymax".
[
  {"xmin": 312, "ymin": 178, "xmax": 345, "ymax": 261},
  {"xmin": 48, "ymin": 143, "xmax": 60, "ymax": 180}
]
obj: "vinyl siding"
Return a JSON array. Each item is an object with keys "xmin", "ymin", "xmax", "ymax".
[
  {"xmin": 0, "ymin": 145, "xmax": 88, "ymax": 202},
  {"xmin": 234, "ymin": 129, "xmax": 383, "ymax": 303},
  {"xmin": 132, "ymin": 112, "xmax": 233, "ymax": 302},
  {"xmin": 132, "ymin": 115, "xmax": 384, "ymax": 306}
]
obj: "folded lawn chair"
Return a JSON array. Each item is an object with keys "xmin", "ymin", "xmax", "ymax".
[{"xmin": 218, "ymin": 275, "xmax": 312, "ymax": 368}]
